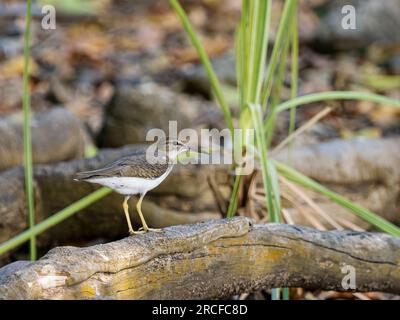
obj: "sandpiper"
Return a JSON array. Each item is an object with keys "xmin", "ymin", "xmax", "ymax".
[{"xmin": 75, "ymin": 138, "xmax": 191, "ymax": 235}]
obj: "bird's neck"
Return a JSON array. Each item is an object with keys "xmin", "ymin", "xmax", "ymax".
[{"xmin": 155, "ymin": 151, "xmax": 177, "ymax": 165}]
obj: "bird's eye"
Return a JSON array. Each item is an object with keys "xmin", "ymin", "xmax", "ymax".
[{"xmin": 174, "ymin": 141, "xmax": 178, "ymax": 145}]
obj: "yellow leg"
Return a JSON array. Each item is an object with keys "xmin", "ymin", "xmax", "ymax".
[
  {"xmin": 123, "ymin": 196, "xmax": 144, "ymax": 235},
  {"xmin": 136, "ymin": 193, "xmax": 162, "ymax": 232}
]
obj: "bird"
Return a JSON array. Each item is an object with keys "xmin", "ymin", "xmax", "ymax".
[{"xmin": 74, "ymin": 138, "xmax": 192, "ymax": 235}]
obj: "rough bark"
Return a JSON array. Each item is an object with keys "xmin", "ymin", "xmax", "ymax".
[
  {"xmin": 0, "ymin": 108, "xmax": 84, "ymax": 172},
  {"xmin": 0, "ymin": 217, "xmax": 399, "ymax": 300}
]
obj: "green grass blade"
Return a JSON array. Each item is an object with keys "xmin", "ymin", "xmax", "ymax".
[
  {"xmin": 170, "ymin": 0, "xmax": 234, "ymax": 135},
  {"xmin": 265, "ymin": 25, "xmax": 291, "ymax": 146},
  {"xmin": 249, "ymin": 103, "xmax": 279, "ymax": 222},
  {"xmin": 247, "ymin": 0, "xmax": 259, "ymax": 103},
  {"xmin": 276, "ymin": 91, "xmax": 400, "ymax": 113},
  {"xmin": 274, "ymin": 161, "xmax": 400, "ymax": 237},
  {"xmin": 267, "ymin": 159, "xmax": 281, "ymax": 218},
  {"xmin": 265, "ymin": 91, "xmax": 400, "ymax": 132},
  {"xmin": 226, "ymin": 175, "xmax": 242, "ymax": 218},
  {"xmin": 270, "ymin": 31, "xmax": 290, "ymax": 108},
  {"xmin": 22, "ymin": 0, "xmax": 36, "ymax": 261},
  {"xmin": 236, "ymin": 0, "xmax": 270, "ymax": 124},
  {"xmin": 250, "ymin": 0, "xmax": 271, "ymax": 104},
  {"xmin": 289, "ymin": 11, "xmax": 298, "ymax": 139},
  {"xmin": 230, "ymin": 0, "xmax": 271, "ymax": 217},
  {"xmin": 0, "ymin": 188, "xmax": 112, "ymax": 256},
  {"xmin": 235, "ymin": 25, "xmax": 245, "ymax": 111},
  {"xmin": 236, "ymin": 0, "xmax": 250, "ymax": 110},
  {"xmin": 261, "ymin": 0, "xmax": 298, "ymax": 109}
]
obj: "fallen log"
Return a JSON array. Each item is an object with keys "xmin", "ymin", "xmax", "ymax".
[
  {"xmin": 275, "ymin": 137, "xmax": 400, "ymax": 186},
  {"xmin": 274, "ymin": 137, "xmax": 400, "ymax": 226},
  {"xmin": 0, "ymin": 217, "xmax": 399, "ymax": 299}
]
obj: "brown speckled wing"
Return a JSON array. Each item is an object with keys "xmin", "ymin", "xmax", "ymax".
[{"xmin": 75, "ymin": 154, "xmax": 169, "ymax": 180}]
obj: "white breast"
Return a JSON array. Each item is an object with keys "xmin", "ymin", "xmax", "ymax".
[{"xmin": 87, "ymin": 166, "xmax": 173, "ymax": 196}]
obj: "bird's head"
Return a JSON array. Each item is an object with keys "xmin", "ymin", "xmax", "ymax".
[{"xmin": 157, "ymin": 138, "xmax": 190, "ymax": 161}]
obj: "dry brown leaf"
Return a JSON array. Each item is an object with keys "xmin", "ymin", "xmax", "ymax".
[
  {"xmin": 0, "ymin": 56, "xmax": 38, "ymax": 79},
  {"xmin": 170, "ymin": 35, "xmax": 231, "ymax": 65}
]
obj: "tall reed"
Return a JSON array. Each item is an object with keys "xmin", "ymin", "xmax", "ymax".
[{"xmin": 22, "ymin": 0, "xmax": 36, "ymax": 261}]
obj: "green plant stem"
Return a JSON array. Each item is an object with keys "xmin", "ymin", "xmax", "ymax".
[
  {"xmin": 270, "ymin": 34, "xmax": 290, "ymax": 108},
  {"xmin": 265, "ymin": 1, "xmax": 298, "ymax": 146},
  {"xmin": 261, "ymin": 0, "xmax": 298, "ymax": 109},
  {"xmin": 170, "ymin": 0, "xmax": 234, "ymax": 135},
  {"xmin": 249, "ymin": 0, "xmax": 271, "ymax": 104},
  {"xmin": 235, "ymin": 24, "xmax": 246, "ymax": 111},
  {"xmin": 226, "ymin": 175, "xmax": 242, "ymax": 218},
  {"xmin": 249, "ymin": 104, "xmax": 279, "ymax": 222},
  {"xmin": 265, "ymin": 91, "xmax": 400, "ymax": 132},
  {"xmin": 265, "ymin": 27, "xmax": 291, "ymax": 146},
  {"xmin": 0, "ymin": 188, "xmax": 112, "ymax": 256},
  {"xmin": 277, "ymin": 91, "xmax": 400, "ymax": 112},
  {"xmin": 274, "ymin": 161, "xmax": 400, "ymax": 237},
  {"xmin": 289, "ymin": 11, "xmax": 298, "ymax": 139},
  {"xmin": 22, "ymin": 0, "xmax": 35, "ymax": 261}
]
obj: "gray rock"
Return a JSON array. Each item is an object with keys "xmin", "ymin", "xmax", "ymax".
[
  {"xmin": 388, "ymin": 55, "xmax": 400, "ymax": 74},
  {"xmin": 181, "ymin": 50, "xmax": 237, "ymax": 97},
  {"xmin": 314, "ymin": 0, "xmax": 400, "ymax": 50},
  {"xmin": 97, "ymin": 82, "xmax": 224, "ymax": 147},
  {"xmin": 0, "ymin": 108, "xmax": 84, "ymax": 172}
]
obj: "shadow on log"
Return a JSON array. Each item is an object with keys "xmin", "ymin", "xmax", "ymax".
[{"xmin": 0, "ymin": 217, "xmax": 399, "ymax": 299}]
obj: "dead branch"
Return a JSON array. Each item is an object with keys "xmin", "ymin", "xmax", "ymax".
[
  {"xmin": 0, "ymin": 217, "xmax": 399, "ymax": 299},
  {"xmin": 275, "ymin": 137, "xmax": 400, "ymax": 186}
]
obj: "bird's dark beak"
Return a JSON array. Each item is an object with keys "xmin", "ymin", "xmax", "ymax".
[{"xmin": 182, "ymin": 144, "xmax": 209, "ymax": 155}]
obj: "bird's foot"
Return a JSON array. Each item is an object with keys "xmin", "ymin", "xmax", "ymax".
[
  {"xmin": 129, "ymin": 229, "xmax": 146, "ymax": 236},
  {"xmin": 138, "ymin": 227, "xmax": 163, "ymax": 233}
]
